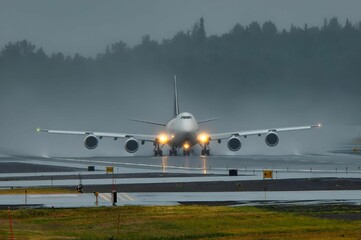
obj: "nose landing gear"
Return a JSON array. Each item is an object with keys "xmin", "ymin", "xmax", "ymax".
[{"xmin": 183, "ymin": 149, "xmax": 190, "ymax": 156}]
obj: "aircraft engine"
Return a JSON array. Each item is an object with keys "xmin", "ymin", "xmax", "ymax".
[
  {"xmin": 125, "ymin": 138, "xmax": 139, "ymax": 153},
  {"xmin": 84, "ymin": 135, "xmax": 99, "ymax": 150},
  {"xmin": 265, "ymin": 132, "xmax": 279, "ymax": 147},
  {"xmin": 227, "ymin": 136, "xmax": 242, "ymax": 151}
]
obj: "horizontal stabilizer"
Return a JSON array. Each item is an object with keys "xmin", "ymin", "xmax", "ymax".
[{"xmin": 129, "ymin": 118, "xmax": 167, "ymax": 126}]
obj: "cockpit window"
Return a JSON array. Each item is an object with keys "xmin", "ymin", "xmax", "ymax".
[{"xmin": 180, "ymin": 116, "xmax": 192, "ymax": 119}]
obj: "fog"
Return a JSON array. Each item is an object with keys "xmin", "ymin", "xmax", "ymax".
[{"xmin": 1, "ymin": 1, "xmax": 361, "ymax": 157}]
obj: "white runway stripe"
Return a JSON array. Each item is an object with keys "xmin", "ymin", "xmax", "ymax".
[
  {"xmin": 99, "ymin": 193, "xmax": 111, "ymax": 202},
  {"xmin": 120, "ymin": 193, "xmax": 135, "ymax": 201},
  {"xmin": 99, "ymin": 192, "xmax": 135, "ymax": 202}
]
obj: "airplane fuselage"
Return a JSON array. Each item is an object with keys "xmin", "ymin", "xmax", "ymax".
[{"xmin": 166, "ymin": 112, "xmax": 199, "ymax": 148}]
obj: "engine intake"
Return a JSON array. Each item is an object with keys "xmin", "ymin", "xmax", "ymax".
[
  {"xmin": 125, "ymin": 138, "xmax": 139, "ymax": 153},
  {"xmin": 265, "ymin": 132, "xmax": 279, "ymax": 147},
  {"xmin": 227, "ymin": 136, "xmax": 241, "ymax": 151},
  {"xmin": 84, "ymin": 135, "xmax": 99, "ymax": 150}
]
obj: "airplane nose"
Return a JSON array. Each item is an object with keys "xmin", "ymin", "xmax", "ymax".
[{"xmin": 183, "ymin": 122, "xmax": 196, "ymax": 132}]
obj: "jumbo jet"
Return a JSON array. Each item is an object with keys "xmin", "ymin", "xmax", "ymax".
[{"xmin": 36, "ymin": 76, "xmax": 321, "ymax": 156}]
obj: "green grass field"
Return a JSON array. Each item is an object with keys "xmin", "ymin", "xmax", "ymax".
[{"xmin": 1, "ymin": 205, "xmax": 360, "ymax": 240}]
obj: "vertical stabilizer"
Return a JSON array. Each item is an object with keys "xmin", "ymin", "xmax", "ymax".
[{"xmin": 173, "ymin": 75, "xmax": 179, "ymax": 117}]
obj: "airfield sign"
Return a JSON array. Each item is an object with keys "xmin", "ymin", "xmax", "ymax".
[{"xmin": 263, "ymin": 170, "xmax": 273, "ymax": 179}]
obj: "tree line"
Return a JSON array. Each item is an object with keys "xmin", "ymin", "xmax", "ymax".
[{"xmin": 1, "ymin": 17, "xmax": 361, "ymax": 97}]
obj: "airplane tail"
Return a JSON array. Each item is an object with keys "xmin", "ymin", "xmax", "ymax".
[{"xmin": 173, "ymin": 75, "xmax": 179, "ymax": 118}]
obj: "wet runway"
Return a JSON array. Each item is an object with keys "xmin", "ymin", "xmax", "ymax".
[
  {"xmin": 4, "ymin": 153, "xmax": 360, "ymax": 174},
  {"xmin": 1, "ymin": 154, "xmax": 361, "ymax": 207},
  {"xmin": 1, "ymin": 191, "xmax": 361, "ymax": 208}
]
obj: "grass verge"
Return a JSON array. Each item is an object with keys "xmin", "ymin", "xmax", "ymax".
[
  {"xmin": 0, "ymin": 187, "xmax": 75, "ymax": 195},
  {"xmin": 0, "ymin": 205, "xmax": 360, "ymax": 239}
]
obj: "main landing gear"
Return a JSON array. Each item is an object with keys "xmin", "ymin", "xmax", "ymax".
[
  {"xmin": 200, "ymin": 143, "xmax": 210, "ymax": 156},
  {"xmin": 153, "ymin": 141, "xmax": 163, "ymax": 156},
  {"xmin": 201, "ymin": 149, "xmax": 210, "ymax": 156}
]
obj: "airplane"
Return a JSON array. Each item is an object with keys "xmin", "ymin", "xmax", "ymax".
[{"xmin": 36, "ymin": 76, "xmax": 321, "ymax": 156}]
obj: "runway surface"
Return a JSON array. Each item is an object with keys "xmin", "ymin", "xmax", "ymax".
[
  {"xmin": 0, "ymin": 154, "xmax": 360, "ymax": 207},
  {"xmin": 1, "ymin": 191, "xmax": 361, "ymax": 208}
]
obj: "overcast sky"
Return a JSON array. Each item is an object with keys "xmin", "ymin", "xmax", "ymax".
[{"xmin": 1, "ymin": 0, "xmax": 361, "ymax": 57}]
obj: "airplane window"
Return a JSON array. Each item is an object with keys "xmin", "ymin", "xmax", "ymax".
[{"xmin": 180, "ymin": 116, "xmax": 192, "ymax": 119}]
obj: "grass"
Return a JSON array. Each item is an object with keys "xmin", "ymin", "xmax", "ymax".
[
  {"xmin": 0, "ymin": 205, "xmax": 361, "ymax": 239},
  {"xmin": 0, "ymin": 187, "xmax": 75, "ymax": 195}
]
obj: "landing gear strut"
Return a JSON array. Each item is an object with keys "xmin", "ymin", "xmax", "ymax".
[
  {"xmin": 200, "ymin": 143, "xmax": 210, "ymax": 156},
  {"xmin": 183, "ymin": 149, "xmax": 190, "ymax": 156},
  {"xmin": 153, "ymin": 141, "xmax": 163, "ymax": 156},
  {"xmin": 201, "ymin": 149, "xmax": 210, "ymax": 156},
  {"xmin": 169, "ymin": 147, "xmax": 178, "ymax": 156}
]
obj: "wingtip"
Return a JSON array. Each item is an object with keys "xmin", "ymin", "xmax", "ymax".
[{"xmin": 35, "ymin": 128, "xmax": 47, "ymax": 132}]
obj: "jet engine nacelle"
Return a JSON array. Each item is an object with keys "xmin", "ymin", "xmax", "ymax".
[
  {"xmin": 125, "ymin": 138, "xmax": 139, "ymax": 153},
  {"xmin": 265, "ymin": 132, "xmax": 279, "ymax": 147},
  {"xmin": 84, "ymin": 135, "xmax": 99, "ymax": 150},
  {"xmin": 227, "ymin": 136, "xmax": 242, "ymax": 151}
]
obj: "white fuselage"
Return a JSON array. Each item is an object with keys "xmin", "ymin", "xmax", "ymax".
[{"xmin": 166, "ymin": 112, "xmax": 199, "ymax": 148}]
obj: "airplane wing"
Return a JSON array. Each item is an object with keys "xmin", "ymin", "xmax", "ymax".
[
  {"xmin": 197, "ymin": 117, "xmax": 222, "ymax": 124},
  {"xmin": 129, "ymin": 118, "xmax": 167, "ymax": 126},
  {"xmin": 210, "ymin": 124, "xmax": 321, "ymax": 140},
  {"xmin": 35, "ymin": 128, "xmax": 157, "ymax": 142}
]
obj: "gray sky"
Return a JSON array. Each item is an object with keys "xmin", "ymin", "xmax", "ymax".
[{"xmin": 1, "ymin": 0, "xmax": 361, "ymax": 57}]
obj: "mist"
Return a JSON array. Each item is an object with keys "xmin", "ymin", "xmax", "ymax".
[{"xmin": 1, "ymin": 10, "xmax": 361, "ymax": 157}]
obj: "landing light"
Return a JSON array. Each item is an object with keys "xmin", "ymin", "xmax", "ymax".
[
  {"xmin": 158, "ymin": 134, "xmax": 169, "ymax": 144},
  {"xmin": 317, "ymin": 123, "xmax": 322, "ymax": 128},
  {"xmin": 183, "ymin": 143, "xmax": 190, "ymax": 149},
  {"xmin": 198, "ymin": 133, "xmax": 209, "ymax": 143}
]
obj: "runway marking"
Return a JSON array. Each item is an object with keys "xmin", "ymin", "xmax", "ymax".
[
  {"xmin": 117, "ymin": 193, "xmax": 135, "ymax": 202},
  {"xmin": 99, "ymin": 193, "xmax": 135, "ymax": 202},
  {"xmin": 99, "ymin": 193, "xmax": 111, "ymax": 202}
]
